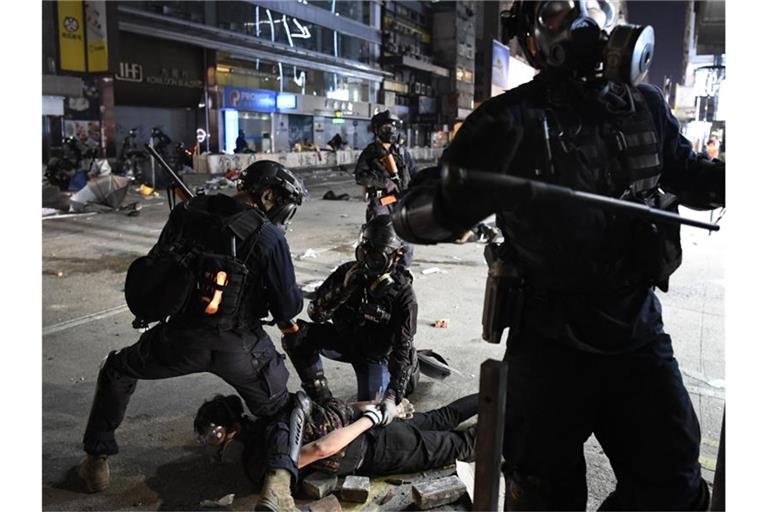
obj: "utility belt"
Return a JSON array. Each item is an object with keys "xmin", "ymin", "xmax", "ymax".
[
  {"xmin": 481, "ymin": 243, "xmax": 525, "ymax": 344},
  {"xmin": 365, "ymin": 187, "xmax": 398, "ymax": 207}
]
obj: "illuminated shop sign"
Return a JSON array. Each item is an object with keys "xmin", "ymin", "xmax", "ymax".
[
  {"xmin": 276, "ymin": 93, "xmax": 297, "ymax": 110},
  {"xmin": 223, "ymin": 87, "xmax": 276, "ymax": 112}
]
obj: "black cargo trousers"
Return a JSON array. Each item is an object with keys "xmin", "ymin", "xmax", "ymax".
[
  {"xmin": 502, "ymin": 332, "xmax": 709, "ymax": 511},
  {"xmin": 357, "ymin": 394, "xmax": 478, "ymax": 475},
  {"xmin": 82, "ymin": 322, "xmax": 295, "ymax": 477}
]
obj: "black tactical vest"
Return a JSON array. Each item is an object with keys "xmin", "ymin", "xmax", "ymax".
[
  {"xmin": 500, "ymin": 81, "xmax": 681, "ymax": 292},
  {"xmin": 170, "ymin": 195, "xmax": 268, "ymax": 330}
]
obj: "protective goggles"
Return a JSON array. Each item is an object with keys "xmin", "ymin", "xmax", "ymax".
[
  {"xmin": 537, "ymin": 0, "xmax": 616, "ymax": 33},
  {"xmin": 196, "ymin": 423, "xmax": 227, "ymax": 447}
]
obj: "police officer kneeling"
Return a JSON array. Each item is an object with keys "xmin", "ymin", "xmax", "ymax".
[
  {"xmin": 283, "ymin": 215, "xmax": 419, "ymax": 425},
  {"xmin": 79, "ymin": 161, "xmax": 307, "ymax": 511},
  {"xmin": 393, "ymin": 1, "xmax": 724, "ymax": 510}
]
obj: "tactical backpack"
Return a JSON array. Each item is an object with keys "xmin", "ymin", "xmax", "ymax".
[{"xmin": 125, "ymin": 196, "xmax": 266, "ymax": 329}]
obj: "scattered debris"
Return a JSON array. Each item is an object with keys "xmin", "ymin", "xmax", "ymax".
[
  {"xmin": 341, "ymin": 475, "xmax": 370, "ymax": 503},
  {"xmin": 199, "ymin": 493, "xmax": 235, "ymax": 508},
  {"xmin": 57, "ymin": 272, "xmax": 64, "ymax": 277},
  {"xmin": 323, "ymin": 190, "xmax": 350, "ymax": 201},
  {"xmin": 421, "ymin": 267, "xmax": 444, "ymax": 275},
  {"xmin": 307, "ymin": 494, "xmax": 342, "ymax": 512},
  {"xmin": 70, "ymin": 175, "xmax": 130, "ymax": 212},
  {"xmin": 412, "ymin": 475, "xmax": 467, "ymax": 510},
  {"xmin": 377, "ymin": 488, "xmax": 396, "ymax": 505},
  {"xmin": 139, "ymin": 184, "xmax": 155, "ymax": 196},
  {"xmin": 340, "ymin": 214, "xmax": 349, "ymax": 218},
  {"xmin": 299, "ymin": 249, "xmax": 319, "ymax": 260},
  {"xmin": 302, "ymin": 471, "xmax": 338, "ymax": 499},
  {"xmin": 42, "ymin": 208, "xmax": 61, "ymax": 217},
  {"xmin": 451, "ymin": 256, "xmax": 463, "ymax": 261},
  {"xmin": 301, "ymin": 281, "xmax": 325, "ymax": 293},
  {"xmin": 432, "ymin": 319, "xmax": 449, "ymax": 328}
]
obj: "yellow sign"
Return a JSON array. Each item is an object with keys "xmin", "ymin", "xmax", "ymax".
[
  {"xmin": 58, "ymin": 0, "xmax": 86, "ymax": 72},
  {"xmin": 85, "ymin": 1, "xmax": 108, "ymax": 72}
]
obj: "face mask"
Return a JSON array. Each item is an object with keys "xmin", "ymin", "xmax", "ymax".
[
  {"xmin": 377, "ymin": 124, "xmax": 398, "ymax": 144},
  {"xmin": 355, "ymin": 243, "xmax": 392, "ymax": 279},
  {"xmin": 532, "ymin": 1, "xmax": 654, "ymax": 85}
]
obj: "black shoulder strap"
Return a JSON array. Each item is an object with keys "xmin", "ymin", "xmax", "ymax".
[{"xmin": 223, "ymin": 209, "xmax": 267, "ymax": 261}]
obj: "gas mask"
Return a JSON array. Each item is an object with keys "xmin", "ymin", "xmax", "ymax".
[
  {"xmin": 355, "ymin": 240, "xmax": 398, "ymax": 298},
  {"xmin": 503, "ymin": 1, "xmax": 654, "ymax": 86},
  {"xmin": 377, "ymin": 123, "xmax": 399, "ymax": 144}
]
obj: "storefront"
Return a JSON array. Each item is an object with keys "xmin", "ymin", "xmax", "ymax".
[
  {"xmin": 217, "ymin": 84, "xmax": 375, "ymax": 153},
  {"xmin": 112, "ymin": 32, "xmax": 206, "ymax": 150}
]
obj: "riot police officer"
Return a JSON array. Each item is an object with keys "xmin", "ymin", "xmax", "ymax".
[
  {"xmin": 355, "ymin": 110, "xmax": 417, "ymax": 221},
  {"xmin": 393, "ymin": 1, "xmax": 725, "ymax": 510},
  {"xmin": 283, "ymin": 215, "xmax": 419, "ymax": 425},
  {"xmin": 79, "ymin": 161, "xmax": 307, "ymax": 511}
]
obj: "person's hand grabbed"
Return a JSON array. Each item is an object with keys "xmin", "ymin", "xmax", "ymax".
[
  {"xmin": 379, "ymin": 392, "xmax": 399, "ymax": 426},
  {"xmin": 361, "ymin": 405, "xmax": 384, "ymax": 427},
  {"xmin": 396, "ymin": 398, "xmax": 415, "ymax": 419}
]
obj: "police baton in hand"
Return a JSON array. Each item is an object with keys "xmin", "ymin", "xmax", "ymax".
[
  {"xmin": 443, "ymin": 166, "xmax": 720, "ymax": 232},
  {"xmin": 145, "ymin": 143, "xmax": 194, "ymax": 207}
]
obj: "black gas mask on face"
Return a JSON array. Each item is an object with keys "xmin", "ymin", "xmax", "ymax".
[
  {"xmin": 503, "ymin": 0, "xmax": 654, "ymax": 86},
  {"xmin": 355, "ymin": 216, "xmax": 405, "ymax": 298},
  {"xmin": 377, "ymin": 123, "xmax": 399, "ymax": 144}
]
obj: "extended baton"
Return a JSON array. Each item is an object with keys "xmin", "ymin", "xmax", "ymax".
[{"xmin": 444, "ymin": 166, "xmax": 720, "ymax": 232}]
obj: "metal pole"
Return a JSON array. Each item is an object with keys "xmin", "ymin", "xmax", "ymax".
[{"xmin": 474, "ymin": 359, "xmax": 509, "ymax": 511}]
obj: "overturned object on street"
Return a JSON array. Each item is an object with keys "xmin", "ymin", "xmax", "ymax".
[
  {"xmin": 417, "ymin": 349, "xmax": 455, "ymax": 380},
  {"xmin": 69, "ymin": 174, "xmax": 130, "ymax": 212}
]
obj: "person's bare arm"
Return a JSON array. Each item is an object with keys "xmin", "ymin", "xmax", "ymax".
[{"xmin": 298, "ymin": 417, "xmax": 375, "ymax": 469}]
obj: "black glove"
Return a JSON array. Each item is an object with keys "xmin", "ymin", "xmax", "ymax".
[{"xmin": 281, "ymin": 320, "xmax": 307, "ymax": 354}]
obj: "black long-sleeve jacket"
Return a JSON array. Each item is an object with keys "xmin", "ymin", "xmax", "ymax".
[
  {"xmin": 435, "ymin": 75, "xmax": 725, "ymax": 354},
  {"xmin": 355, "ymin": 141, "xmax": 416, "ymax": 192},
  {"xmin": 308, "ymin": 262, "xmax": 418, "ymax": 401}
]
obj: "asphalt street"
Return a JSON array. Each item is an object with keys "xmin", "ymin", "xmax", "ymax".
[{"xmin": 42, "ymin": 168, "xmax": 725, "ymax": 511}]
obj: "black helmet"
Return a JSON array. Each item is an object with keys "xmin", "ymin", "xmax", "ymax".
[
  {"xmin": 503, "ymin": 1, "xmax": 653, "ymax": 85},
  {"xmin": 371, "ymin": 110, "xmax": 402, "ymax": 143},
  {"xmin": 355, "ymin": 215, "xmax": 405, "ymax": 278},
  {"xmin": 238, "ymin": 160, "xmax": 305, "ymax": 227}
]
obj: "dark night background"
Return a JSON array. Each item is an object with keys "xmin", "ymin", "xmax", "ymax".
[{"xmin": 626, "ymin": 1, "xmax": 688, "ymax": 88}]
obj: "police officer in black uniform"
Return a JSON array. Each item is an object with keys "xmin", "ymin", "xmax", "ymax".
[
  {"xmin": 79, "ymin": 161, "xmax": 307, "ymax": 511},
  {"xmin": 283, "ymin": 215, "xmax": 418, "ymax": 425},
  {"xmin": 392, "ymin": 1, "xmax": 725, "ymax": 510},
  {"xmin": 355, "ymin": 110, "xmax": 417, "ymax": 222}
]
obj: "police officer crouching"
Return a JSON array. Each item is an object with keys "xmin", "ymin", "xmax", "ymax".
[
  {"xmin": 393, "ymin": 1, "xmax": 725, "ymax": 510},
  {"xmin": 283, "ymin": 215, "xmax": 419, "ymax": 425},
  {"xmin": 79, "ymin": 161, "xmax": 307, "ymax": 511}
]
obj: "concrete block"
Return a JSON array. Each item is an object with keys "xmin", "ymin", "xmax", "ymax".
[
  {"xmin": 412, "ymin": 475, "xmax": 467, "ymax": 510},
  {"xmin": 302, "ymin": 471, "xmax": 338, "ymax": 499},
  {"xmin": 307, "ymin": 494, "xmax": 342, "ymax": 512},
  {"xmin": 340, "ymin": 475, "xmax": 370, "ymax": 503}
]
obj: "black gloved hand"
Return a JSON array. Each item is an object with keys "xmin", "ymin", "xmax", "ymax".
[{"xmin": 281, "ymin": 320, "xmax": 307, "ymax": 354}]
